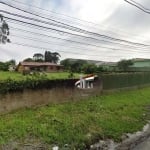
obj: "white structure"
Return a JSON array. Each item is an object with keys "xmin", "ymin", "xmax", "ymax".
[{"xmin": 75, "ymin": 74, "xmax": 97, "ymax": 89}]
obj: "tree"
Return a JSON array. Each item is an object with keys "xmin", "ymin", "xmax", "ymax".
[
  {"xmin": 82, "ymin": 63, "xmax": 97, "ymax": 74},
  {"xmin": 33, "ymin": 53, "xmax": 44, "ymax": 62},
  {"xmin": 23, "ymin": 58, "xmax": 34, "ymax": 62},
  {"xmin": 44, "ymin": 51, "xmax": 52, "ymax": 62},
  {"xmin": 60, "ymin": 59, "xmax": 70, "ymax": 70},
  {"xmin": 0, "ymin": 62, "xmax": 9, "ymax": 71},
  {"xmin": 96, "ymin": 66, "xmax": 105, "ymax": 73},
  {"xmin": 70, "ymin": 60, "xmax": 87, "ymax": 73},
  {"xmin": 51, "ymin": 52, "xmax": 61, "ymax": 64},
  {"xmin": 44, "ymin": 51, "xmax": 61, "ymax": 64},
  {"xmin": 61, "ymin": 59, "xmax": 98, "ymax": 73},
  {"xmin": 0, "ymin": 14, "xmax": 10, "ymax": 44},
  {"xmin": 7, "ymin": 59, "xmax": 16, "ymax": 66},
  {"xmin": 117, "ymin": 59, "xmax": 133, "ymax": 71}
]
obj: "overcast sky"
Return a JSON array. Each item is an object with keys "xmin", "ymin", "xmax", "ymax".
[{"xmin": 1, "ymin": 0, "xmax": 150, "ymax": 63}]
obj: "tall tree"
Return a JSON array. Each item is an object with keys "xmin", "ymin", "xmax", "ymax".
[
  {"xmin": 44, "ymin": 51, "xmax": 61, "ymax": 64},
  {"xmin": 44, "ymin": 51, "xmax": 52, "ymax": 62},
  {"xmin": 33, "ymin": 53, "xmax": 44, "ymax": 62},
  {"xmin": 51, "ymin": 52, "xmax": 61, "ymax": 64},
  {"xmin": 0, "ymin": 14, "xmax": 10, "ymax": 44}
]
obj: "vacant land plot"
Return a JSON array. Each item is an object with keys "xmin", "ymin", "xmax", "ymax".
[{"xmin": 0, "ymin": 87, "xmax": 150, "ymax": 149}]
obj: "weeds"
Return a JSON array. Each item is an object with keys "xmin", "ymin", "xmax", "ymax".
[{"xmin": 0, "ymin": 87, "xmax": 150, "ymax": 148}]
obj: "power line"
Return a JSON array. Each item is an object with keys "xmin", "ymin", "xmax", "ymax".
[
  {"xmin": 1, "ymin": 1, "xmax": 150, "ymax": 47},
  {"xmin": 10, "ymin": 27, "xmax": 150, "ymax": 54},
  {"xmin": 11, "ymin": 42, "xmax": 115, "ymax": 57},
  {"xmin": 3, "ymin": 11, "xmax": 143, "ymax": 49},
  {"xmin": 11, "ymin": 34, "xmax": 149, "ymax": 54},
  {"xmin": 124, "ymin": 0, "xmax": 150, "ymax": 14},
  {"xmin": 10, "ymin": 0, "xmax": 149, "ymax": 40},
  {"xmin": 10, "ymin": 26, "xmax": 148, "ymax": 51},
  {"xmin": 11, "ymin": 42, "xmax": 123, "ymax": 60},
  {"xmin": 10, "ymin": 0, "xmax": 107, "ymax": 27},
  {"xmin": 7, "ymin": 18, "xmax": 149, "ymax": 51},
  {"xmin": 2, "ymin": 9, "xmax": 150, "ymax": 49},
  {"xmin": 7, "ymin": 42, "xmax": 138, "ymax": 60},
  {"xmin": 0, "ymin": 0, "xmax": 148, "ymax": 60},
  {"xmin": 5, "ymin": 17, "xmax": 150, "ymax": 54},
  {"xmin": 7, "ymin": 18, "xmax": 130, "ymax": 47}
]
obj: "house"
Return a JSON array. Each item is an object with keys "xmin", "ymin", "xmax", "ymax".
[{"xmin": 17, "ymin": 62, "xmax": 63, "ymax": 73}]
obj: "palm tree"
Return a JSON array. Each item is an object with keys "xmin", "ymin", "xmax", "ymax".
[{"xmin": 51, "ymin": 52, "xmax": 61, "ymax": 64}]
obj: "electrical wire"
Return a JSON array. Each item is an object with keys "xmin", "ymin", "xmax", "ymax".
[
  {"xmin": 9, "ymin": 25, "xmax": 149, "ymax": 50},
  {"xmin": 7, "ymin": 18, "xmax": 149, "ymax": 51},
  {"xmin": 124, "ymin": 0, "xmax": 150, "ymax": 14},
  {"xmin": 1, "ymin": 1, "xmax": 150, "ymax": 47}
]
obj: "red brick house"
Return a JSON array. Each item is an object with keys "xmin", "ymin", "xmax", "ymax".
[{"xmin": 17, "ymin": 62, "xmax": 63, "ymax": 73}]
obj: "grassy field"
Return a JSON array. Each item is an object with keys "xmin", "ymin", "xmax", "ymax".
[
  {"xmin": 0, "ymin": 87, "xmax": 150, "ymax": 149},
  {"xmin": 0, "ymin": 71, "xmax": 81, "ymax": 80}
]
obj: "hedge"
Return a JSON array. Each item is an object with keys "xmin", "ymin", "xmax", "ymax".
[
  {"xmin": 102, "ymin": 72, "xmax": 150, "ymax": 90},
  {"xmin": 0, "ymin": 77, "xmax": 78, "ymax": 94}
]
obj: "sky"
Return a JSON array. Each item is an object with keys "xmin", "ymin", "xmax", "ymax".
[{"xmin": 1, "ymin": 0, "xmax": 150, "ymax": 63}]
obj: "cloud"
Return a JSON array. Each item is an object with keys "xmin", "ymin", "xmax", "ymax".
[{"xmin": 1, "ymin": 0, "xmax": 150, "ymax": 63}]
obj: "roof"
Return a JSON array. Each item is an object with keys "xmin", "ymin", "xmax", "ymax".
[
  {"xmin": 19, "ymin": 62, "xmax": 63, "ymax": 67},
  {"xmin": 132, "ymin": 58, "xmax": 150, "ymax": 62}
]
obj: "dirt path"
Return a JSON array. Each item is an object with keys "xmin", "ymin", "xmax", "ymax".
[{"xmin": 115, "ymin": 122, "xmax": 150, "ymax": 150}]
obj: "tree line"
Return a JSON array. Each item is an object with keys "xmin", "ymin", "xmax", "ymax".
[
  {"xmin": 60, "ymin": 59, "xmax": 134, "ymax": 74},
  {"xmin": 0, "ymin": 60, "xmax": 16, "ymax": 71},
  {"xmin": 60, "ymin": 59, "xmax": 105, "ymax": 74}
]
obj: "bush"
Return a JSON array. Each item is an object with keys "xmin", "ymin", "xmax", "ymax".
[
  {"xmin": 0, "ymin": 75, "xmax": 78, "ymax": 94},
  {"xmin": 102, "ymin": 72, "xmax": 150, "ymax": 90}
]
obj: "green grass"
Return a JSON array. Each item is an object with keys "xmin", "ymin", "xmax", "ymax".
[
  {"xmin": 46, "ymin": 72, "xmax": 80, "ymax": 79},
  {"xmin": 0, "ymin": 87, "xmax": 150, "ymax": 148},
  {"xmin": 0, "ymin": 71, "xmax": 24, "ymax": 80},
  {"xmin": 0, "ymin": 71, "xmax": 80, "ymax": 80}
]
